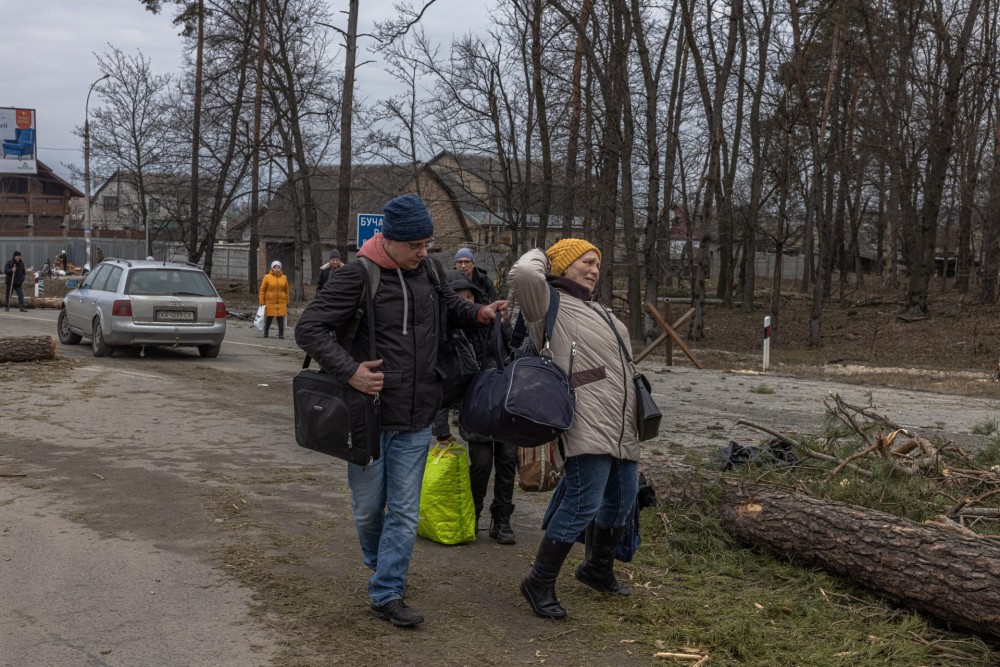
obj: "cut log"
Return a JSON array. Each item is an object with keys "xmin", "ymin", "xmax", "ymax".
[
  {"xmin": 25, "ymin": 297, "xmax": 63, "ymax": 309},
  {"xmin": 719, "ymin": 483, "xmax": 1000, "ymax": 640},
  {"xmin": 0, "ymin": 336, "xmax": 57, "ymax": 362}
]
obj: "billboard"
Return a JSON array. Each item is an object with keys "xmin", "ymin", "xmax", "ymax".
[{"xmin": 0, "ymin": 107, "xmax": 37, "ymax": 175}]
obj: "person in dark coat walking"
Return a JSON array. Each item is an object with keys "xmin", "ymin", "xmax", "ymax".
[
  {"xmin": 4, "ymin": 251, "xmax": 27, "ymax": 312},
  {"xmin": 432, "ymin": 270, "xmax": 518, "ymax": 544},
  {"xmin": 316, "ymin": 249, "xmax": 343, "ymax": 292},
  {"xmin": 295, "ymin": 194, "xmax": 508, "ymax": 628}
]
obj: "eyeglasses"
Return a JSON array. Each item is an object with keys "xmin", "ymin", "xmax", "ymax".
[
  {"xmin": 454, "ymin": 259, "xmax": 473, "ymax": 265},
  {"xmin": 403, "ymin": 238, "xmax": 435, "ymax": 251}
]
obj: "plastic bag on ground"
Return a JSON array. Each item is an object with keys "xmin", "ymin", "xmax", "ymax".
[{"xmin": 417, "ymin": 443, "xmax": 476, "ymax": 545}]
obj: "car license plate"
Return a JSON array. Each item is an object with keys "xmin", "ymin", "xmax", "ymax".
[{"xmin": 156, "ymin": 310, "xmax": 195, "ymax": 321}]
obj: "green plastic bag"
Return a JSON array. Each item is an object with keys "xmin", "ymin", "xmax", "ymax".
[{"xmin": 417, "ymin": 443, "xmax": 476, "ymax": 545}]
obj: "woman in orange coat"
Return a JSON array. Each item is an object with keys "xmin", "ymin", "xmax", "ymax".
[{"xmin": 259, "ymin": 260, "xmax": 289, "ymax": 338}]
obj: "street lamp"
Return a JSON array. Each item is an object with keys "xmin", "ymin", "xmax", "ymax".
[{"xmin": 84, "ymin": 73, "xmax": 110, "ymax": 272}]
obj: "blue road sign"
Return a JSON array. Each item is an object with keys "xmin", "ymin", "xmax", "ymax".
[{"xmin": 357, "ymin": 214, "xmax": 384, "ymax": 249}]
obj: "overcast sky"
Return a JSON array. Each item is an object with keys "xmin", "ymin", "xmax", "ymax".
[{"xmin": 3, "ymin": 0, "xmax": 490, "ymax": 186}]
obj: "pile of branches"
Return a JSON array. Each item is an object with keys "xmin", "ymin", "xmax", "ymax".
[{"xmin": 735, "ymin": 392, "xmax": 1000, "ymax": 535}]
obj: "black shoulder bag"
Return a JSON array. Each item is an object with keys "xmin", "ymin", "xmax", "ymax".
[
  {"xmin": 292, "ymin": 263, "xmax": 381, "ymax": 465},
  {"xmin": 459, "ymin": 284, "xmax": 575, "ymax": 448},
  {"xmin": 594, "ymin": 305, "xmax": 662, "ymax": 441}
]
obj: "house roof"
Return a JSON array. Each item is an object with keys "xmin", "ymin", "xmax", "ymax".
[
  {"xmin": 257, "ymin": 163, "xmax": 423, "ymax": 241},
  {"xmin": 0, "ymin": 160, "xmax": 84, "ymax": 198},
  {"xmin": 92, "ymin": 170, "xmax": 211, "ymax": 200}
]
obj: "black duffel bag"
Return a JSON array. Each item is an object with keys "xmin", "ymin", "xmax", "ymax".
[
  {"xmin": 293, "ymin": 263, "xmax": 381, "ymax": 465},
  {"xmin": 460, "ymin": 285, "xmax": 575, "ymax": 448}
]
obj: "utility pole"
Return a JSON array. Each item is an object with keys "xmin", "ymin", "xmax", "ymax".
[{"xmin": 84, "ymin": 73, "xmax": 110, "ymax": 272}]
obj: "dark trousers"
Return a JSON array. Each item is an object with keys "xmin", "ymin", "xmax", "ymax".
[
  {"xmin": 264, "ymin": 315, "xmax": 285, "ymax": 337},
  {"xmin": 4, "ymin": 283, "xmax": 25, "ymax": 309},
  {"xmin": 469, "ymin": 440, "xmax": 517, "ymax": 520}
]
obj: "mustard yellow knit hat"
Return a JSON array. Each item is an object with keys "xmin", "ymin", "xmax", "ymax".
[{"xmin": 546, "ymin": 238, "xmax": 602, "ymax": 276}]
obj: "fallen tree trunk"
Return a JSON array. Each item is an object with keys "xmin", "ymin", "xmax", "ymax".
[
  {"xmin": 719, "ymin": 483, "xmax": 1000, "ymax": 640},
  {"xmin": 0, "ymin": 336, "xmax": 57, "ymax": 362},
  {"xmin": 25, "ymin": 297, "xmax": 63, "ymax": 309}
]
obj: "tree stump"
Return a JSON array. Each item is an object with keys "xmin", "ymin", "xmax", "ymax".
[
  {"xmin": 0, "ymin": 336, "xmax": 57, "ymax": 362},
  {"xmin": 719, "ymin": 483, "xmax": 1000, "ymax": 640}
]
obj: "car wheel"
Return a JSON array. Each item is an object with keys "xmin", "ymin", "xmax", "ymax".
[
  {"xmin": 92, "ymin": 318, "xmax": 114, "ymax": 357},
  {"xmin": 198, "ymin": 343, "xmax": 222, "ymax": 358},
  {"xmin": 57, "ymin": 309, "xmax": 82, "ymax": 345}
]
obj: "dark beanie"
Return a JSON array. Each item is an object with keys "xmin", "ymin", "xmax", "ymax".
[
  {"xmin": 382, "ymin": 194, "xmax": 433, "ymax": 241},
  {"xmin": 329, "ymin": 249, "xmax": 342, "ymax": 260},
  {"xmin": 13, "ymin": 251, "xmax": 21, "ymax": 257}
]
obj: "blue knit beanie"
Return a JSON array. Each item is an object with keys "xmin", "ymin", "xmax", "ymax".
[
  {"xmin": 383, "ymin": 194, "xmax": 434, "ymax": 241},
  {"xmin": 454, "ymin": 247, "xmax": 474, "ymax": 263}
]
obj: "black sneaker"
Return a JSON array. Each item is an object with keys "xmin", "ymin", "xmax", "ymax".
[
  {"xmin": 370, "ymin": 599, "xmax": 424, "ymax": 627},
  {"xmin": 278, "ymin": 335, "xmax": 284, "ymax": 339},
  {"xmin": 489, "ymin": 519, "xmax": 517, "ymax": 545}
]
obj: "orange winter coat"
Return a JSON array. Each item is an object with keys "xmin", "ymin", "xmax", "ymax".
[{"xmin": 259, "ymin": 272, "xmax": 289, "ymax": 317}]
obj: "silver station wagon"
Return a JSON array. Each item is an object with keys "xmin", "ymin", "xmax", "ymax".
[{"xmin": 57, "ymin": 258, "xmax": 227, "ymax": 358}]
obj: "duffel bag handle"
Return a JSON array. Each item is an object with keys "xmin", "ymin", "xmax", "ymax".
[{"xmin": 496, "ymin": 284, "xmax": 561, "ymax": 364}]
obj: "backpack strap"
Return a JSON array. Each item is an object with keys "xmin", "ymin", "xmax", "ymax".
[
  {"xmin": 346, "ymin": 257, "xmax": 381, "ymax": 342},
  {"xmin": 301, "ymin": 258, "xmax": 379, "ymax": 371}
]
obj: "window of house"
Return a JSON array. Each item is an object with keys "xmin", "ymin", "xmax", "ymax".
[{"xmin": 103, "ymin": 195, "xmax": 120, "ymax": 211}]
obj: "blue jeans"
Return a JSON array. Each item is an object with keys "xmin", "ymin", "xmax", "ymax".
[
  {"xmin": 543, "ymin": 454, "xmax": 638, "ymax": 542},
  {"xmin": 347, "ymin": 427, "xmax": 431, "ymax": 606}
]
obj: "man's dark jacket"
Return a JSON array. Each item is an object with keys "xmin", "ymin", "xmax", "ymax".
[
  {"xmin": 316, "ymin": 264, "xmax": 338, "ymax": 292},
  {"xmin": 4, "ymin": 258, "xmax": 25, "ymax": 287},
  {"xmin": 295, "ymin": 257, "xmax": 483, "ymax": 431},
  {"xmin": 470, "ymin": 266, "xmax": 498, "ymax": 303}
]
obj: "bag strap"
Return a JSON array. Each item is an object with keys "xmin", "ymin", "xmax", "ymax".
[
  {"xmin": 302, "ymin": 260, "xmax": 378, "ymax": 371},
  {"xmin": 593, "ymin": 303, "xmax": 634, "ymax": 365},
  {"xmin": 493, "ymin": 284, "xmax": 573, "ymax": 381}
]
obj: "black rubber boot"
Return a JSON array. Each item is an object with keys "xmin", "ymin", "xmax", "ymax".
[
  {"xmin": 520, "ymin": 538, "xmax": 574, "ymax": 619},
  {"xmin": 489, "ymin": 504, "xmax": 516, "ymax": 544},
  {"xmin": 575, "ymin": 524, "xmax": 630, "ymax": 596}
]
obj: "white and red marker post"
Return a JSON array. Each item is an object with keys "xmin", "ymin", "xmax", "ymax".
[{"xmin": 762, "ymin": 316, "xmax": 771, "ymax": 372}]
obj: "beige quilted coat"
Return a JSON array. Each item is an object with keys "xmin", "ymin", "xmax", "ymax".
[{"xmin": 507, "ymin": 249, "xmax": 641, "ymax": 463}]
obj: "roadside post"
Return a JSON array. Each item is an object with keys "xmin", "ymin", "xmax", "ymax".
[{"xmin": 763, "ymin": 316, "xmax": 771, "ymax": 372}]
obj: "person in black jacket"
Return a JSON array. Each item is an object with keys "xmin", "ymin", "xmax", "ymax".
[
  {"xmin": 3, "ymin": 251, "xmax": 27, "ymax": 312},
  {"xmin": 453, "ymin": 247, "xmax": 497, "ymax": 302},
  {"xmin": 316, "ymin": 249, "xmax": 343, "ymax": 293},
  {"xmin": 295, "ymin": 194, "xmax": 507, "ymax": 628},
  {"xmin": 433, "ymin": 271, "xmax": 518, "ymax": 544}
]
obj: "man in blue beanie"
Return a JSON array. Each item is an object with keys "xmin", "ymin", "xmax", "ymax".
[
  {"xmin": 453, "ymin": 247, "xmax": 498, "ymax": 303},
  {"xmin": 296, "ymin": 192, "xmax": 509, "ymax": 627}
]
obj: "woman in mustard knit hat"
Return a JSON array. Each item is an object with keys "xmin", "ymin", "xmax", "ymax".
[{"xmin": 507, "ymin": 237, "xmax": 640, "ymax": 620}]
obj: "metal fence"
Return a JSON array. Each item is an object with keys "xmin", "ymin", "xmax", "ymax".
[
  {"xmin": 0, "ymin": 237, "xmax": 251, "ymax": 281},
  {"xmin": 0, "ymin": 237, "xmax": 147, "ymax": 273},
  {"xmin": 159, "ymin": 242, "xmax": 250, "ymax": 281}
]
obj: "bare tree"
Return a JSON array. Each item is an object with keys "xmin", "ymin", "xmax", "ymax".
[{"xmin": 86, "ymin": 46, "xmax": 173, "ymax": 255}]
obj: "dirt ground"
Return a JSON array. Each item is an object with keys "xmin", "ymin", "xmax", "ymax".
[{"xmin": 2, "ymin": 286, "xmax": 1000, "ymax": 666}]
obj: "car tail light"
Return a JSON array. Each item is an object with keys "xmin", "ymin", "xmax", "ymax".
[
  {"xmin": 216, "ymin": 301, "xmax": 227, "ymax": 319},
  {"xmin": 112, "ymin": 299, "xmax": 133, "ymax": 317}
]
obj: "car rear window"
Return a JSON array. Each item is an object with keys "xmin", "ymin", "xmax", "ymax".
[{"xmin": 125, "ymin": 269, "xmax": 217, "ymax": 297}]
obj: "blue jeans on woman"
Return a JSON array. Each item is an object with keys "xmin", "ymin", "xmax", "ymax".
[
  {"xmin": 543, "ymin": 454, "xmax": 638, "ymax": 541},
  {"xmin": 347, "ymin": 427, "xmax": 431, "ymax": 606}
]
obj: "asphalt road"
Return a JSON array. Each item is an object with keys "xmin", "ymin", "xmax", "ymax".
[
  {"xmin": 2, "ymin": 307, "xmax": 999, "ymax": 666},
  {"xmin": 1, "ymin": 308, "xmax": 298, "ymax": 667}
]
